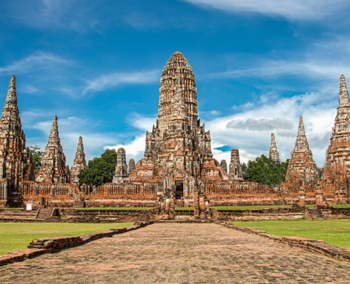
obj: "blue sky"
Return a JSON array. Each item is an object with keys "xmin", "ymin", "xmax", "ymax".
[{"xmin": 1, "ymin": 0, "xmax": 350, "ymax": 168}]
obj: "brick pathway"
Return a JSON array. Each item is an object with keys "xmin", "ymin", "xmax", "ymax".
[{"xmin": 1, "ymin": 223, "xmax": 350, "ymax": 283}]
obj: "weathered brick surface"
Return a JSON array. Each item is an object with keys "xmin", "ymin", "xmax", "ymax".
[
  {"xmin": 283, "ymin": 116, "xmax": 318, "ymax": 194},
  {"xmin": 322, "ymin": 75, "xmax": 350, "ymax": 203},
  {"xmin": 70, "ymin": 136, "xmax": 87, "ymax": 185},
  {"xmin": 269, "ymin": 133, "xmax": 280, "ymax": 164},
  {"xmin": 0, "ymin": 222, "xmax": 152, "ymax": 266},
  {"xmin": 214, "ymin": 207, "xmax": 305, "ymax": 221},
  {"xmin": 224, "ymin": 223, "xmax": 350, "ymax": 262},
  {"xmin": 0, "ymin": 75, "xmax": 34, "ymax": 204},
  {"xmin": 128, "ymin": 51, "xmax": 228, "ymax": 203},
  {"xmin": 229, "ymin": 149, "xmax": 244, "ymax": 181},
  {"xmin": 35, "ymin": 115, "xmax": 70, "ymax": 183},
  {"xmin": 113, "ymin": 148, "xmax": 128, "ymax": 183},
  {"xmin": 1, "ymin": 223, "xmax": 350, "ymax": 283}
]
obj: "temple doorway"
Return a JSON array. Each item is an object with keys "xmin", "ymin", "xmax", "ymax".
[{"xmin": 175, "ymin": 180, "xmax": 183, "ymax": 200}]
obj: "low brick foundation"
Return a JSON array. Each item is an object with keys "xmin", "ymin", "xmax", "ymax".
[
  {"xmin": 213, "ymin": 208, "xmax": 305, "ymax": 221},
  {"xmin": 222, "ymin": 223, "xmax": 350, "ymax": 262},
  {"xmin": 0, "ymin": 221, "xmax": 153, "ymax": 266}
]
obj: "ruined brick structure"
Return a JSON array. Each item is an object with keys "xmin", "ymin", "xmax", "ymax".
[
  {"xmin": 70, "ymin": 136, "xmax": 87, "ymax": 185},
  {"xmin": 35, "ymin": 115, "xmax": 70, "ymax": 183},
  {"xmin": 129, "ymin": 51, "xmax": 228, "ymax": 204},
  {"xmin": 284, "ymin": 116, "xmax": 318, "ymax": 193},
  {"xmin": 269, "ymin": 133, "xmax": 280, "ymax": 164},
  {"xmin": 112, "ymin": 148, "xmax": 128, "ymax": 183},
  {"xmin": 220, "ymin": 160, "xmax": 228, "ymax": 174},
  {"xmin": 229, "ymin": 149, "xmax": 243, "ymax": 181},
  {"xmin": 321, "ymin": 75, "xmax": 350, "ymax": 201},
  {"xmin": 128, "ymin": 159, "xmax": 135, "ymax": 175},
  {"xmin": 0, "ymin": 75, "xmax": 34, "ymax": 202},
  {"xmin": 1, "ymin": 60, "xmax": 350, "ymax": 209}
]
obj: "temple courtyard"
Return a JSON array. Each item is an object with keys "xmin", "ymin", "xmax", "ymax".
[{"xmin": 1, "ymin": 223, "xmax": 350, "ymax": 284}]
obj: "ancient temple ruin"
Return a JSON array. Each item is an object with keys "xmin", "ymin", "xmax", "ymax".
[
  {"xmin": 129, "ymin": 51, "xmax": 228, "ymax": 201},
  {"xmin": 128, "ymin": 159, "xmax": 135, "ymax": 175},
  {"xmin": 0, "ymin": 75, "xmax": 34, "ymax": 201},
  {"xmin": 229, "ymin": 149, "xmax": 243, "ymax": 181},
  {"xmin": 322, "ymin": 75, "xmax": 350, "ymax": 200},
  {"xmin": 113, "ymin": 148, "xmax": 128, "ymax": 183},
  {"xmin": 284, "ymin": 116, "xmax": 318, "ymax": 191},
  {"xmin": 220, "ymin": 160, "xmax": 228, "ymax": 174},
  {"xmin": 269, "ymin": 133, "xmax": 280, "ymax": 164},
  {"xmin": 0, "ymin": 56, "xmax": 349, "ymax": 209},
  {"xmin": 70, "ymin": 136, "xmax": 87, "ymax": 185},
  {"xmin": 35, "ymin": 115, "xmax": 70, "ymax": 183}
]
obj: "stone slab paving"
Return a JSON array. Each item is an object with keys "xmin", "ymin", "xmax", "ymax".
[{"xmin": 1, "ymin": 223, "xmax": 350, "ymax": 283}]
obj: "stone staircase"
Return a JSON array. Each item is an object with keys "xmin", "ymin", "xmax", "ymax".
[
  {"xmin": 36, "ymin": 208, "xmax": 53, "ymax": 220},
  {"xmin": 306, "ymin": 208, "xmax": 325, "ymax": 221},
  {"xmin": 74, "ymin": 201, "xmax": 85, "ymax": 208},
  {"xmin": 0, "ymin": 209, "xmax": 37, "ymax": 221}
]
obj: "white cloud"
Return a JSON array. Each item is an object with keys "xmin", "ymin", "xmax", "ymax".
[
  {"xmin": 106, "ymin": 135, "xmax": 146, "ymax": 164},
  {"xmin": 183, "ymin": 0, "xmax": 348, "ymax": 21},
  {"xmin": 82, "ymin": 70, "xmax": 160, "ymax": 96},
  {"xmin": 126, "ymin": 113, "xmax": 157, "ymax": 131},
  {"xmin": 207, "ymin": 91, "xmax": 337, "ymax": 167},
  {"xmin": 201, "ymin": 59, "xmax": 350, "ymax": 82},
  {"xmin": 0, "ymin": 52, "xmax": 74, "ymax": 77},
  {"xmin": 105, "ymin": 112, "xmax": 156, "ymax": 163},
  {"xmin": 227, "ymin": 117, "xmax": 293, "ymax": 131},
  {"xmin": 99, "ymin": 88, "xmax": 339, "ymax": 169}
]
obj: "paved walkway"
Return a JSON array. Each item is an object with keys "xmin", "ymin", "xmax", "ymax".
[{"xmin": 1, "ymin": 223, "xmax": 350, "ymax": 283}]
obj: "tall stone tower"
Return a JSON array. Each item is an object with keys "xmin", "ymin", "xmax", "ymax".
[
  {"xmin": 128, "ymin": 159, "xmax": 136, "ymax": 175},
  {"xmin": 269, "ymin": 133, "xmax": 280, "ymax": 164},
  {"xmin": 0, "ymin": 75, "xmax": 34, "ymax": 191},
  {"xmin": 157, "ymin": 51, "xmax": 198, "ymax": 136},
  {"xmin": 35, "ymin": 115, "xmax": 70, "ymax": 183},
  {"xmin": 229, "ymin": 149, "xmax": 244, "ymax": 181},
  {"xmin": 323, "ymin": 75, "xmax": 350, "ymax": 184},
  {"xmin": 285, "ymin": 116, "xmax": 318, "ymax": 186},
  {"xmin": 70, "ymin": 136, "xmax": 87, "ymax": 185},
  {"xmin": 130, "ymin": 51, "xmax": 228, "ymax": 198},
  {"xmin": 113, "ymin": 148, "xmax": 128, "ymax": 183},
  {"xmin": 220, "ymin": 159, "xmax": 228, "ymax": 174}
]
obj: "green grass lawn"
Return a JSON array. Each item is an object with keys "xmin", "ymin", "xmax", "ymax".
[
  {"xmin": 211, "ymin": 205, "xmax": 316, "ymax": 210},
  {"xmin": 75, "ymin": 207, "xmax": 152, "ymax": 210},
  {"xmin": 233, "ymin": 219, "xmax": 350, "ymax": 250},
  {"xmin": 331, "ymin": 204, "xmax": 350, "ymax": 208},
  {"xmin": 0, "ymin": 222, "xmax": 133, "ymax": 255}
]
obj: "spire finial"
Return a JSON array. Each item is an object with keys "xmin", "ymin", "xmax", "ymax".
[
  {"xmin": 339, "ymin": 74, "xmax": 350, "ymax": 107},
  {"xmin": 3, "ymin": 74, "xmax": 19, "ymax": 113},
  {"xmin": 298, "ymin": 116, "xmax": 305, "ymax": 136},
  {"xmin": 49, "ymin": 115, "xmax": 59, "ymax": 138},
  {"xmin": 10, "ymin": 75, "xmax": 16, "ymax": 88}
]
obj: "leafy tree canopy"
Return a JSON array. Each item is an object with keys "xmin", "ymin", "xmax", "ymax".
[
  {"xmin": 78, "ymin": 149, "xmax": 117, "ymax": 186},
  {"xmin": 29, "ymin": 145, "xmax": 43, "ymax": 174},
  {"xmin": 241, "ymin": 155, "xmax": 289, "ymax": 185}
]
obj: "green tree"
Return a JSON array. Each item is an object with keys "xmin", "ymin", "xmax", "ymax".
[
  {"xmin": 78, "ymin": 149, "xmax": 117, "ymax": 186},
  {"xmin": 29, "ymin": 145, "xmax": 44, "ymax": 174},
  {"xmin": 241, "ymin": 154, "xmax": 289, "ymax": 185}
]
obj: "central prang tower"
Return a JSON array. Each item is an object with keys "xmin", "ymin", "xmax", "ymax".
[{"xmin": 130, "ymin": 51, "xmax": 228, "ymax": 200}]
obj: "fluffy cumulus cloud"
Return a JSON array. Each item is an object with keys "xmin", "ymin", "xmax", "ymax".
[
  {"xmin": 182, "ymin": 0, "xmax": 349, "ymax": 21},
  {"xmin": 227, "ymin": 118, "xmax": 294, "ymax": 131}
]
